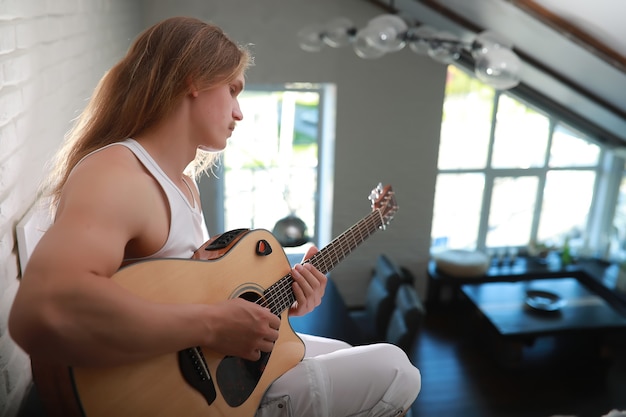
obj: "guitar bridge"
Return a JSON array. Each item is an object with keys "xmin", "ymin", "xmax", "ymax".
[{"xmin": 178, "ymin": 347, "xmax": 217, "ymax": 405}]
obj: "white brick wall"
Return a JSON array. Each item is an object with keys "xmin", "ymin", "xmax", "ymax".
[{"xmin": 0, "ymin": 1, "xmax": 141, "ymax": 415}]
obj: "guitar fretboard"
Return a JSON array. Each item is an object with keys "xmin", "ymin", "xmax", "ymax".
[{"xmin": 259, "ymin": 210, "xmax": 386, "ymax": 316}]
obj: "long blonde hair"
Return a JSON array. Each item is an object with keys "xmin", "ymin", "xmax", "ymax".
[{"xmin": 46, "ymin": 16, "xmax": 251, "ymax": 208}]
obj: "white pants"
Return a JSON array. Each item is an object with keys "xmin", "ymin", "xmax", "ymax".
[{"xmin": 256, "ymin": 334, "xmax": 421, "ymax": 417}]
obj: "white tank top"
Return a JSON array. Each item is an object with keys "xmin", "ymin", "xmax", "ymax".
[{"xmin": 78, "ymin": 138, "xmax": 210, "ymax": 261}]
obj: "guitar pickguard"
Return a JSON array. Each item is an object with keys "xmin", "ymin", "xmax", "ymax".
[
  {"xmin": 211, "ymin": 285, "xmax": 272, "ymax": 407},
  {"xmin": 216, "ymin": 352, "xmax": 270, "ymax": 407}
]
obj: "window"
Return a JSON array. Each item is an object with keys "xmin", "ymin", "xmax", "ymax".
[
  {"xmin": 217, "ymin": 84, "xmax": 335, "ymax": 247},
  {"xmin": 431, "ymin": 65, "xmax": 614, "ymax": 256},
  {"xmin": 609, "ymin": 171, "xmax": 626, "ymax": 260}
]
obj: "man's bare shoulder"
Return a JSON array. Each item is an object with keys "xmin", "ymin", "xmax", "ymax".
[
  {"xmin": 61, "ymin": 144, "xmax": 155, "ymax": 204},
  {"xmin": 72, "ymin": 144, "xmax": 145, "ymax": 179},
  {"xmin": 56, "ymin": 143, "xmax": 167, "ymax": 246},
  {"xmin": 36, "ymin": 143, "xmax": 170, "ymax": 274}
]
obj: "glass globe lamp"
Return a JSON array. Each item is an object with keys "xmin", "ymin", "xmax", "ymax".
[
  {"xmin": 472, "ymin": 30, "xmax": 513, "ymax": 59},
  {"xmin": 427, "ymin": 31, "xmax": 463, "ymax": 64},
  {"xmin": 353, "ymin": 27, "xmax": 386, "ymax": 59},
  {"xmin": 407, "ymin": 25, "xmax": 438, "ymax": 55},
  {"xmin": 474, "ymin": 46, "xmax": 522, "ymax": 89},
  {"xmin": 323, "ymin": 17, "xmax": 356, "ymax": 48},
  {"xmin": 297, "ymin": 25, "xmax": 325, "ymax": 52},
  {"xmin": 362, "ymin": 14, "xmax": 408, "ymax": 53}
]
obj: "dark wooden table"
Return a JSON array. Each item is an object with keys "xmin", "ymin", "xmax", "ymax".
[
  {"xmin": 461, "ymin": 276, "xmax": 626, "ymax": 366},
  {"xmin": 461, "ymin": 277, "xmax": 626, "ymax": 339},
  {"xmin": 427, "ymin": 256, "xmax": 626, "ymax": 314}
]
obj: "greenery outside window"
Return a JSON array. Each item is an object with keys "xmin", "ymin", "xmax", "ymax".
[{"xmin": 217, "ymin": 84, "xmax": 335, "ymax": 248}]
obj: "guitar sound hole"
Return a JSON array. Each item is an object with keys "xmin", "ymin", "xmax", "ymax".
[
  {"xmin": 239, "ymin": 290, "xmax": 280, "ymax": 317},
  {"xmin": 240, "ymin": 291, "xmax": 261, "ymax": 303}
]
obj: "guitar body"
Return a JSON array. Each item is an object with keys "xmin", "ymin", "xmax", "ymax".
[
  {"xmin": 32, "ymin": 184, "xmax": 398, "ymax": 417},
  {"xmin": 40, "ymin": 229, "xmax": 305, "ymax": 417}
]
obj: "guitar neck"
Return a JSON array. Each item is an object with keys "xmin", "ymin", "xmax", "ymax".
[
  {"xmin": 307, "ymin": 210, "xmax": 384, "ymax": 275},
  {"xmin": 262, "ymin": 209, "xmax": 385, "ymax": 315}
]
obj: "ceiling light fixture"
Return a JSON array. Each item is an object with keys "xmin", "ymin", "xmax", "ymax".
[{"xmin": 297, "ymin": 14, "xmax": 522, "ymax": 90}]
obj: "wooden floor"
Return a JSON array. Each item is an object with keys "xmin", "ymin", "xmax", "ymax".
[{"xmin": 409, "ymin": 303, "xmax": 626, "ymax": 417}]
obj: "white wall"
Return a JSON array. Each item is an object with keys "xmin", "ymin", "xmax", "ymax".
[
  {"xmin": 0, "ymin": 0, "xmax": 445, "ymax": 413},
  {"xmin": 141, "ymin": 0, "xmax": 447, "ymax": 306},
  {"xmin": 0, "ymin": 1, "xmax": 142, "ymax": 415}
]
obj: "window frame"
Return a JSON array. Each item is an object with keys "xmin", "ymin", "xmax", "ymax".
[{"xmin": 434, "ymin": 66, "xmax": 625, "ymax": 256}]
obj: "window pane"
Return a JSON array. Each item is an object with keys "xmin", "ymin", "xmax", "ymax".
[
  {"xmin": 491, "ymin": 95, "xmax": 550, "ymax": 169},
  {"xmin": 549, "ymin": 123, "xmax": 600, "ymax": 167},
  {"xmin": 438, "ymin": 66, "xmax": 495, "ymax": 170},
  {"xmin": 224, "ymin": 90, "xmax": 319, "ymax": 234},
  {"xmin": 486, "ymin": 176, "xmax": 538, "ymax": 247},
  {"xmin": 431, "ymin": 173, "xmax": 484, "ymax": 250},
  {"xmin": 537, "ymin": 170, "xmax": 596, "ymax": 244}
]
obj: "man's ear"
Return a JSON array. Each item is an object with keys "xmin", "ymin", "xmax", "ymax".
[{"xmin": 186, "ymin": 75, "xmax": 199, "ymax": 97}]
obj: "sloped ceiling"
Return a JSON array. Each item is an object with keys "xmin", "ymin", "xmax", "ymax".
[
  {"xmin": 371, "ymin": 0, "xmax": 626, "ymax": 146},
  {"xmin": 520, "ymin": 0, "xmax": 626, "ymax": 66}
]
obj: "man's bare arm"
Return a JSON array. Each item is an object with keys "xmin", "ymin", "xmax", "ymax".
[{"xmin": 9, "ymin": 149, "xmax": 281, "ymax": 366}]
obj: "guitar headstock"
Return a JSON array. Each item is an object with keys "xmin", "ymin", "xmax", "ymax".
[{"xmin": 368, "ymin": 183, "xmax": 398, "ymax": 229}]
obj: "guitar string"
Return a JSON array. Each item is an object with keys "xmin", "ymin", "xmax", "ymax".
[
  {"xmin": 282, "ymin": 209, "xmax": 382, "ymax": 289},
  {"xmin": 255, "ymin": 219, "xmax": 373, "ymax": 313},
  {"xmin": 262, "ymin": 197, "xmax": 397, "ymax": 306},
  {"xmin": 255, "ymin": 208, "xmax": 392, "ymax": 314},
  {"xmin": 316, "ymin": 209, "xmax": 383, "ymax": 272}
]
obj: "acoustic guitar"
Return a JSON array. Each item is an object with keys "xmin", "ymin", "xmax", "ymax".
[{"xmin": 33, "ymin": 183, "xmax": 398, "ymax": 417}]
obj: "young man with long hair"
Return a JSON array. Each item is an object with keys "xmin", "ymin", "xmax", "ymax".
[{"xmin": 9, "ymin": 16, "xmax": 420, "ymax": 417}]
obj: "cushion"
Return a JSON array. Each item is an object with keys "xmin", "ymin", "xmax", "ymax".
[
  {"xmin": 395, "ymin": 284, "xmax": 425, "ymax": 330},
  {"xmin": 372, "ymin": 254, "xmax": 404, "ymax": 294},
  {"xmin": 433, "ymin": 249, "xmax": 490, "ymax": 278},
  {"xmin": 365, "ymin": 277, "xmax": 395, "ymax": 339},
  {"xmin": 386, "ymin": 309, "xmax": 413, "ymax": 353}
]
